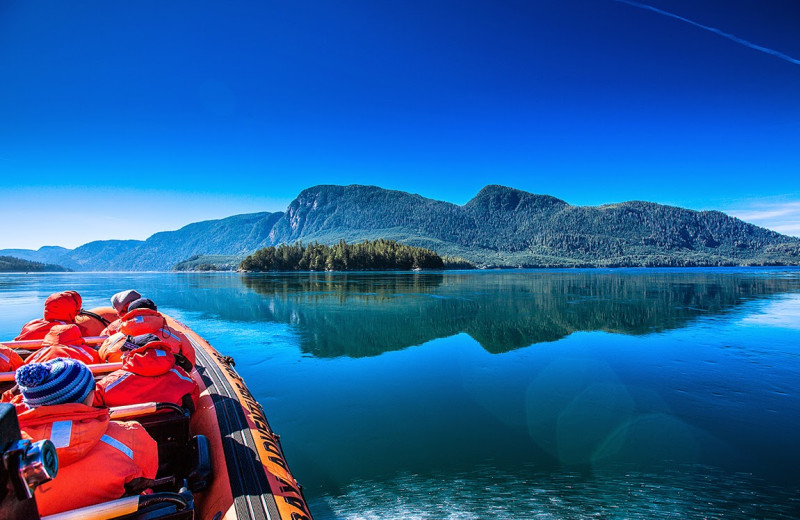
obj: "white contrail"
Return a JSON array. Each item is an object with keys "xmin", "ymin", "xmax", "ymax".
[{"xmin": 612, "ymin": 0, "xmax": 800, "ymax": 66}]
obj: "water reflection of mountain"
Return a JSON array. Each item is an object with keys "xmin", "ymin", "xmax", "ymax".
[
  {"xmin": 223, "ymin": 270, "xmax": 799, "ymax": 357},
  {"xmin": 9, "ymin": 271, "xmax": 799, "ymax": 357}
]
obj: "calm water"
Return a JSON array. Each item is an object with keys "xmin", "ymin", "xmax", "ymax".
[{"xmin": 1, "ymin": 269, "xmax": 799, "ymax": 519}]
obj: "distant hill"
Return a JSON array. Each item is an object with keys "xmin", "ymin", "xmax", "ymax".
[
  {"xmin": 0, "ymin": 255, "xmax": 70, "ymax": 272},
  {"xmin": 3, "ymin": 212, "xmax": 283, "ymax": 271},
  {"xmin": 0, "ymin": 246, "xmax": 72, "ymax": 266},
  {"xmin": 3, "ymin": 184, "xmax": 799, "ymax": 270}
]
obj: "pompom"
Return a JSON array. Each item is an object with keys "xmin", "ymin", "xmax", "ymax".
[{"xmin": 16, "ymin": 363, "xmax": 51, "ymax": 388}]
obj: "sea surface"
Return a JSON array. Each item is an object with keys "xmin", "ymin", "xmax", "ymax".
[{"xmin": 1, "ymin": 269, "xmax": 799, "ymax": 519}]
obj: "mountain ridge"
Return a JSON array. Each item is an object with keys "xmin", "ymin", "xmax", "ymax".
[{"xmin": 3, "ymin": 184, "xmax": 798, "ymax": 270}]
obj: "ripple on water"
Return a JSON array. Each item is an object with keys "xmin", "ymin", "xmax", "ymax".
[{"xmin": 312, "ymin": 465, "xmax": 800, "ymax": 520}]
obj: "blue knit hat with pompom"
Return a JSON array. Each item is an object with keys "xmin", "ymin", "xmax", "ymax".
[{"xmin": 16, "ymin": 358, "xmax": 95, "ymax": 408}]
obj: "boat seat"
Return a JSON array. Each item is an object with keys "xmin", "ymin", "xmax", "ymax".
[
  {"xmin": 111, "ymin": 403, "xmax": 191, "ymax": 488},
  {"xmin": 110, "ymin": 403, "xmax": 212, "ymax": 494}
]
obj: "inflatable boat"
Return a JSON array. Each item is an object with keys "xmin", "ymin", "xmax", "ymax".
[{"xmin": 0, "ymin": 308, "xmax": 312, "ymax": 520}]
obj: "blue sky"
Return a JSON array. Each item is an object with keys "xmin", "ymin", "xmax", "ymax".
[{"xmin": 1, "ymin": 0, "xmax": 799, "ymax": 248}]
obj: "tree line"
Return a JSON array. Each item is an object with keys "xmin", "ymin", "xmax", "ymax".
[
  {"xmin": 0, "ymin": 255, "xmax": 70, "ymax": 272},
  {"xmin": 240, "ymin": 239, "xmax": 449, "ymax": 271}
]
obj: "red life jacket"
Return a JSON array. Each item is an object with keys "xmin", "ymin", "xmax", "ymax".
[
  {"xmin": 18, "ymin": 403, "xmax": 158, "ymax": 516},
  {"xmin": 43, "ymin": 291, "xmax": 82, "ymax": 321},
  {"xmin": 100, "ymin": 309, "xmax": 195, "ymax": 366},
  {"xmin": 1, "ymin": 391, "xmax": 26, "ymax": 410},
  {"xmin": 25, "ymin": 344, "xmax": 100, "ymax": 365},
  {"xmin": 97, "ymin": 342, "xmax": 199, "ymax": 410},
  {"xmin": 15, "ymin": 291, "xmax": 89, "ymax": 341},
  {"xmin": 25, "ymin": 324, "xmax": 101, "ymax": 365},
  {"xmin": 43, "ymin": 323, "xmax": 85, "ymax": 346},
  {"xmin": 0, "ymin": 346, "xmax": 23, "ymax": 372},
  {"xmin": 105, "ymin": 308, "xmax": 164, "ymax": 337}
]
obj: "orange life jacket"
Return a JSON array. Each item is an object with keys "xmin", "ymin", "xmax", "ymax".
[
  {"xmin": 97, "ymin": 333, "xmax": 127, "ymax": 362},
  {"xmin": 0, "ymin": 345, "xmax": 23, "ymax": 372},
  {"xmin": 15, "ymin": 291, "xmax": 89, "ymax": 341},
  {"xmin": 43, "ymin": 291, "xmax": 82, "ymax": 321},
  {"xmin": 25, "ymin": 324, "xmax": 101, "ymax": 365},
  {"xmin": 25, "ymin": 344, "xmax": 100, "ymax": 365},
  {"xmin": 18, "ymin": 403, "xmax": 158, "ymax": 516},
  {"xmin": 74, "ymin": 307, "xmax": 118, "ymax": 337},
  {"xmin": 97, "ymin": 341, "xmax": 199, "ymax": 410},
  {"xmin": 1, "ymin": 391, "xmax": 26, "ymax": 410},
  {"xmin": 100, "ymin": 309, "xmax": 195, "ymax": 366},
  {"xmin": 101, "ymin": 308, "xmax": 166, "ymax": 337},
  {"xmin": 44, "ymin": 323, "xmax": 85, "ymax": 346},
  {"xmin": 103, "ymin": 317, "xmax": 123, "ymax": 335}
]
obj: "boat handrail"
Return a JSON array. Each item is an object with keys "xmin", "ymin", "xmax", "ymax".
[
  {"xmin": 109, "ymin": 402, "xmax": 188, "ymax": 420},
  {"xmin": 0, "ymin": 362, "xmax": 123, "ymax": 382},
  {"xmin": 41, "ymin": 491, "xmax": 191, "ymax": 520},
  {"xmin": 1, "ymin": 336, "xmax": 108, "ymax": 350}
]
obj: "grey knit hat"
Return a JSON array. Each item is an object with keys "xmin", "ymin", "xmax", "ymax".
[{"xmin": 111, "ymin": 290, "xmax": 142, "ymax": 314}]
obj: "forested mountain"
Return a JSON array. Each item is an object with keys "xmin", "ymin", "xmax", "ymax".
[
  {"xmin": 3, "ymin": 184, "xmax": 799, "ymax": 270},
  {"xmin": 267, "ymin": 184, "xmax": 800, "ymax": 267},
  {"xmin": 0, "ymin": 255, "xmax": 70, "ymax": 272}
]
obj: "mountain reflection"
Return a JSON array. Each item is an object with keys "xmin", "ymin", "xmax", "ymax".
[{"xmin": 197, "ymin": 270, "xmax": 800, "ymax": 357}]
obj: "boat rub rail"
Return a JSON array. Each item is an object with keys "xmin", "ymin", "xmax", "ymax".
[{"xmin": 175, "ymin": 317, "xmax": 312, "ymax": 520}]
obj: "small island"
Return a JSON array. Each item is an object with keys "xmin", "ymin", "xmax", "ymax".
[
  {"xmin": 173, "ymin": 255, "xmax": 239, "ymax": 271},
  {"xmin": 240, "ymin": 239, "xmax": 472, "ymax": 271}
]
